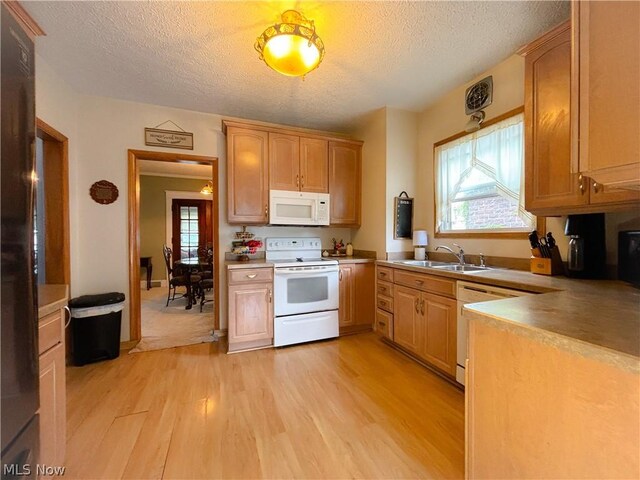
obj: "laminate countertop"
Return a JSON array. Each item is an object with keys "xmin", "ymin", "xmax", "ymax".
[
  {"xmin": 38, "ymin": 284, "xmax": 69, "ymax": 318},
  {"xmin": 226, "ymin": 256, "xmax": 375, "ymax": 269},
  {"xmin": 377, "ymin": 260, "xmax": 640, "ymax": 372}
]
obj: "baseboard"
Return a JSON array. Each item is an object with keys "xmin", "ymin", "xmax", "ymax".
[
  {"xmin": 120, "ymin": 340, "xmax": 139, "ymax": 350},
  {"xmin": 214, "ymin": 329, "xmax": 228, "ymax": 337}
]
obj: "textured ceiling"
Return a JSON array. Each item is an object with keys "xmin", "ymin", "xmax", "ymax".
[{"xmin": 27, "ymin": 1, "xmax": 569, "ymax": 132}]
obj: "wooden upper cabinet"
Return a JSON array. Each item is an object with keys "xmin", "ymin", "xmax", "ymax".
[
  {"xmin": 269, "ymin": 133, "xmax": 300, "ymax": 191},
  {"xmin": 574, "ymin": 1, "xmax": 640, "ymax": 188},
  {"xmin": 329, "ymin": 141, "xmax": 361, "ymax": 226},
  {"xmin": 300, "ymin": 137, "xmax": 329, "ymax": 193},
  {"xmin": 523, "ymin": 22, "xmax": 588, "ymax": 214},
  {"xmin": 226, "ymin": 127, "xmax": 269, "ymax": 224}
]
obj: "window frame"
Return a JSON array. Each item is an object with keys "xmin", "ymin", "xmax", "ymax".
[{"xmin": 432, "ymin": 106, "xmax": 544, "ymax": 239}]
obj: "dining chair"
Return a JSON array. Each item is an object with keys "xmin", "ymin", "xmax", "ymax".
[{"xmin": 162, "ymin": 245, "xmax": 201, "ymax": 307}]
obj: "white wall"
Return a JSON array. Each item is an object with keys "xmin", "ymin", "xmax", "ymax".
[
  {"xmin": 36, "ymin": 55, "xmax": 352, "ymax": 339},
  {"xmin": 385, "ymin": 108, "xmax": 419, "ymax": 254},
  {"xmin": 352, "ymin": 108, "xmax": 387, "ymax": 258},
  {"xmin": 35, "ymin": 55, "xmax": 81, "ymax": 294},
  {"xmin": 415, "ymin": 54, "xmax": 568, "ymax": 258}
]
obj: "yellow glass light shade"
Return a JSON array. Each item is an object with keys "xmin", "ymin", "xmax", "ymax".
[{"xmin": 255, "ymin": 10, "xmax": 325, "ymax": 77}]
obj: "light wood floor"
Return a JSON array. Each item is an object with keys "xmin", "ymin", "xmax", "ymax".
[{"xmin": 65, "ymin": 333, "xmax": 464, "ymax": 479}]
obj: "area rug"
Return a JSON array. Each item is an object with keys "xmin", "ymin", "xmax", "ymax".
[{"xmin": 129, "ymin": 287, "xmax": 217, "ymax": 353}]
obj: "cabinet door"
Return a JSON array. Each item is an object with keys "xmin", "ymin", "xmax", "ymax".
[
  {"xmin": 588, "ymin": 180, "xmax": 640, "ymax": 205},
  {"xmin": 228, "ymin": 283, "xmax": 273, "ymax": 344},
  {"xmin": 300, "ymin": 137, "xmax": 328, "ymax": 193},
  {"xmin": 524, "ymin": 24, "xmax": 588, "ymax": 213},
  {"xmin": 393, "ymin": 286, "xmax": 422, "ymax": 354},
  {"xmin": 338, "ymin": 265, "xmax": 355, "ymax": 327},
  {"xmin": 39, "ymin": 343, "xmax": 66, "ymax": 467},
  {"xmin": 328, "ymin": 142, "xmax": 361, "ymax": 226},
  {"xmin": 353, "ymin": 263, "xmax": 375, "ymax": 327},
  {"xmin": 226, "ymin": 127, "xmax": 269, "ymax": 224},
  {"xmin": 269, "ymin": 133, "xmax": 300, "ymax": 191},
  {"xmin": 421, "ymin": 293, "xmax": 457, "ymax": 376},
  {"xmin": 575, "ymin": 1, "xmax": 640, "ymax": 188}
]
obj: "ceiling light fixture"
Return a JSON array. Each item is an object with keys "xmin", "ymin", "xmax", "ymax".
[
  {"xmin": 200, "ymin": 181, "xmax": 213, "ymax": 195},
  {"xmin": 254, "ymin": 10, "xmax": 325, "ymax": 77}
]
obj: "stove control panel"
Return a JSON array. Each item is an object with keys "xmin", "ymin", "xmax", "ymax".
[{"xmin": 266, "ymin": 237, "xmax": 322, "ymax": 251}]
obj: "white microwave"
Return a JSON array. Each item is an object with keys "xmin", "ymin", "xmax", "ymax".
[{"xmin": 269, "ymin": 190, "xmax": 330, "ymax": 226}]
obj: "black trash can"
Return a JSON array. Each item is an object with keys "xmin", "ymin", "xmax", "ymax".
[{"xmin": 69, "ymin": 292, "xmax": 125, "ymax": 366}]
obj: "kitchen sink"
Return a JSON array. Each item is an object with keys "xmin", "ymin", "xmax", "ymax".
[
  {"xmin": 396, "ymin": 260, "xmax": 451, "ymax": 267},
  {"xmin": 431, "ymin": 264, "xmax": 493, "ymax": 272}
]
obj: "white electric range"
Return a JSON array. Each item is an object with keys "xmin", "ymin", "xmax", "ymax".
[{"xmin": 266, "ymin": 237, "xmax": 339, "ymax": 347}]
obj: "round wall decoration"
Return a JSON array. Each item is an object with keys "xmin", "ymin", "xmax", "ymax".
[{"xmin": 90, "ymin": 180, "xmax": 119, "ymax": 205}]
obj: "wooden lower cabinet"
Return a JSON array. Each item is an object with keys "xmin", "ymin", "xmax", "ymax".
[
  {"xmin": 393, "ymin": 286, "xmax": 422, "ymax": 354},
  {"xmin": 39, "ymin": 342, "xmax": 66, "ymax": 469},
  {"xmin": 36, "ymin": 290, "xmax": 68, "ymax": 471},
  {"xmin": 375, "ymin": 309, "xmax": 393, "ymax": 340},
  {"xmin": 227, "ymin": 267, "xmax": 274, "ymax": 352},
  {"xmin": 389, "ymin": 268, "xmax": 458, "ymax": 377},
  {"xmin": 421, "ymin": 293, "xmax": 457, "ymax": 376},
  {"xmin": 339, "ymin": 263, "xmax": 374, "ymax": 334}
]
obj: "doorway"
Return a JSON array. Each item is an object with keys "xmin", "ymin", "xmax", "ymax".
[{"xmin": 127, "ymin": 149, "xmax": 219, "ymax": 344}]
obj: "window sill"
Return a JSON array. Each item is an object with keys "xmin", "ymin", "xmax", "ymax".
[{"xmin": 435, "ymin": 218, "xmax": 546, "ymax": 240}]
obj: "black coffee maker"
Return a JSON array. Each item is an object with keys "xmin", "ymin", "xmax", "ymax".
[{"xmin": 564, "ymin": 213, "xmax": 606, "ymax": 279}]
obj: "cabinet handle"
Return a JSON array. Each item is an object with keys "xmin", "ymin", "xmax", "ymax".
[
  {"xmin": 378, "ymin": 285, "xmax": 385, "ymax": 292},
  {"xmin": 593, "ymin": 181, "xmax": 600, "ymax": 193},
  {"xmin": 63, "ymin": 306, "xmax": 72, "ymax": 329},
  {"xmin": 379, "ymin": 272, "xmax": 387, "ymax": 278},
  {"xmin": 379, "ymin": 300, "xmax": 387, "ymax": 307},
  {"xmin": 246, "ymin": 273, "xmax": 257, "ymax": 279},
  {"xmin": 296, "ymin": 174, "xmax": 299, "ymax": 188},
  {"xmin": 339, "ymin": 270, "xmax": 343, "ymax": 281},
  {"xmin": 267, "ymin": 289, "xmax": 272, "ymax": 303},
  {"xmin": 414, "ymin": 298, "xmax": 419, "ymax": 314},
  {"xmin": 578, "ymin": 174, "xmax": 585, "ymax": 195},
  {"xmin": 378, "ymin": 321, "xmax": 386, "ymax": 327},
  {"xmin": 420, "ymin": 299, "xmax": 425, "ymax": 315},
  {"xmin": 301, "ymin": 175, "xmax": 305, "ymax": 188},
  {"xmin": 415, "ymin": 279, "xmax": 424, "ymax": 285},
  {"xmin": 264, "ymin": 204, "xmax": 269, "ymax": 217}
]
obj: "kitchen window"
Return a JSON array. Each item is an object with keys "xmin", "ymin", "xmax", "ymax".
[{"xmin": 435, "ymin": 110, "xmax": 536, "ymax": 236}]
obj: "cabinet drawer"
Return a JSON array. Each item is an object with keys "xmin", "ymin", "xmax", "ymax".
[
  {"xmin": 394, "ymin": 270, "xmax": 456, "ymax": 298},
  {"xmin": 377, "ymin": 266, "xmax": 394, "ymax": 283},
  {"xmin": 376, "ymin": 280, "xmax": 393, "ymax": 297},
  {"xmin": 228, "ymin": 268, "xmax": 273, "ymax": 285},
  {"xmin": 39, "ymin": 311, "xmax": 62, "ymax": 355},
  {"xmin": 376, "ymin": 294, "xmax": 393, "ymax": 312},
  {"xmin": 376, "ymin": 309, "xmax": 393, "ymax": 340}
]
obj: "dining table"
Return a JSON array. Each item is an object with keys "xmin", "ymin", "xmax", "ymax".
[{"xmin": 173, "ymin": 258, "xmax": 211, "ymax": 310}]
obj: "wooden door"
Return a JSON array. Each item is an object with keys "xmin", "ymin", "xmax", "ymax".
[
  {"xmin": 524, "ymin": 23, "xmax": 588, "ymax": 213},
  {"xmin": 421, "ymin": 293, "xmax": 457, "ymax": 376},
  {"xmin": 171, "ymin": 199, "xmax": 212, "ymax": 263},
  {"xmin": 575, "ymin": 1, "xmax": 640, "ymax": 188},
  {"xmin": 328, "ymin": 142, "xmax": 361, "ymax": 226},
  {"xmin": 353, "ymin": 263, "xmax": 375, "ymax": 327},
  {"xmin": 226, "ymin": 127, "xmax": 269, "ymax": 224},
  {"xmin": 300, "ymin": 137, "xmax": 328, "ymax": 193},
  {"xmin": 228, "ymin": 283, "xmax": 273, "ymax": 344},
  {"xmin": 39, "ymin": 343, "xmax": 66, "ymax": 467},
  {"xmin": 338, "ymin": 264, "xmax": 355, "ymax": 327},
  {"xmin": 393, "ymin": 286, "xmax": 422, "ymax": 354},
  {"xmin": 269, "ymin": 133, "xmax": 300, "ymax": 191}
]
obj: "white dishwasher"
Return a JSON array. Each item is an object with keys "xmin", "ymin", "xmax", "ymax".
[{"xmin": 456, "ymin": 281, "xmax": 533, "ymax": 385}]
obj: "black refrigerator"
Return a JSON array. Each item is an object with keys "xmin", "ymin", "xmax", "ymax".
[{"xmin": 1, "ymin": 4, "xmax": 40, "ymax": 478}]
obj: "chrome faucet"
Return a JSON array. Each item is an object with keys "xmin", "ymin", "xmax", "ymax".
[{"xmin": 435, "ymin": 244, "xmax": 466, "ymax": 265}]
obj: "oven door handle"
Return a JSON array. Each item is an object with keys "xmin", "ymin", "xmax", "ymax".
[{"xmin": 275, "ymin": 267, "xmax": 339, "ymax": 275}]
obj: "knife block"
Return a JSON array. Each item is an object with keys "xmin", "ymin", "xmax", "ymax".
[{"xmin": 530, "ymin": 246, "xmax": 564, "ymax": 275}]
